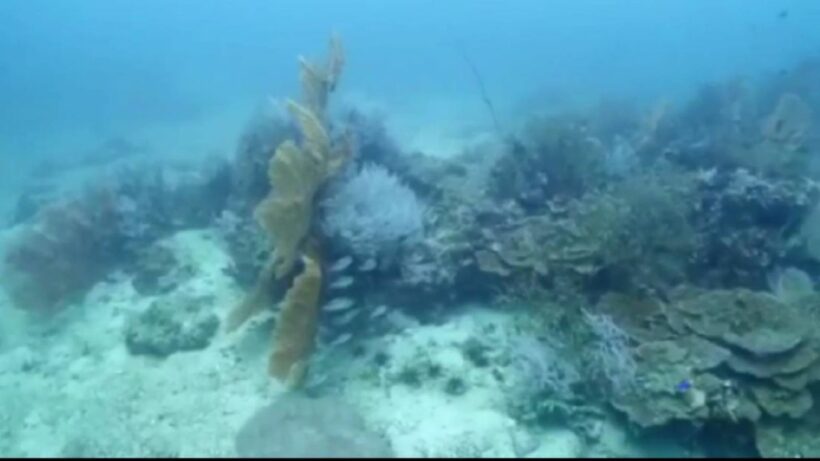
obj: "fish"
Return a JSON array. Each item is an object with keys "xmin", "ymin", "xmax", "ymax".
[
  {"xmin": 370, "ymin": 304, "xmax": 388, "ymax": 319},
  {"xmin": 329, "ymin": 256, "xmax": 353, "ymax": 273},
  {"xmin": 676, "ymin": 379, "xmax": 692, "ymax": 393},
  {"xmin": 331, "ymin": 309, "xmax": 361, "ymax": 326},
  {"xmin": 323, "ymin": 297, "xmax": 355, "ymax": 312},
  {"xmin": 359, "ymin": 258, "xmax": 377, "ymax": 272},
  {"xmin": 329, "ymin": 276, "xmax": 354, "ymax": 290},
  {"xmin": 327, "ymin": 333, "xmax": 353, "ymax": 348}
]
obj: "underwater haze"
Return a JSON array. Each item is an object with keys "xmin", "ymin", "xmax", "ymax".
[
  {"xmin": 2, "ymin": 0, "xmax": 818, "ymax": 164},
  {"xmin": 2, "ymin": 0, "xmax": 820, "ymax": 457}
]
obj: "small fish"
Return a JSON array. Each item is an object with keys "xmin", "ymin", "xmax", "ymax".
[
  {"xmin": 327, "ymin": 332, "xmax": 353, "ymax": 348},
  {"xmin": 332, "ymin": 309, "xmax": 361, "ymax": 326},
  {"xmin": 778, "ymin": 9, "xmax": 788, "ymax": 19},
  {"xmin": 370, "ymin": 304, "xmax": 388, "ymax": 319},
  {"xmin": 329, "ymin": 276, "xmax": 354, "ymax": 290},
  {"xmin": 323, "ymin": 297, "xmax": 355, "ymax": 312},
  {"xmin": 676, "ymin": 379, "xmax": 692, "ymax": 393},
  {"xmin": 359, "ymin": 258, "xmax": 377, "ymax": 272},
  {"xmin": 385, "ymin": 310, "xmax": 419, "ymax": 330},
  {"xmin": 329, "ymin": 256, "xmax": 353, "ymax": 273}
]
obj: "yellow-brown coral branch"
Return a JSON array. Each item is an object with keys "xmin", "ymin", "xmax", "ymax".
[
  {"xmin": 227, "ymin": 35, "xmax": 349, "ymax": 389},
  {"xmin": 269, "ymin": 249, "xmax": 323, "ymax": 387},
  {"xmin": 225, "ymin": 258, "xmax": 278, "ymax": 332}
]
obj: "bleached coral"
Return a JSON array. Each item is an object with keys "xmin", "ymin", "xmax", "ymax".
[
  {"xmin": 509, "ymin": 335, "xmax": 580, "ymax": 400},
  {"xmin": 321, "ymin": 163, "xmax": 425, "ymax": 260}
]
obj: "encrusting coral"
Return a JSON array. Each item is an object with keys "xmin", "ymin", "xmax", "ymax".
[{"xmin": 226, "ymin": 34, "xmax": 349, "ymax": 388}]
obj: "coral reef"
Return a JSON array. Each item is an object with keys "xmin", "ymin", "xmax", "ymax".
[
  {"xmin": 601, "ymin": 287, "xmax": 820, "ymax": 455},
  {"xmin": 691, "ymin": 168, "xmax": 818, "ymax": 288},
  {"xmin": 489, "ymin": 115, "xmax": 608, "ymax": 209},
  {"xmin": 4, "ymin": 26, "xmax": 820, "ymax": 458}
]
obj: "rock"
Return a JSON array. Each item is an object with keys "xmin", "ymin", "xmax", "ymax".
[
  {"xmin": 128, "ymin": 243, "xmax": 184, "ymax": 295},
  {"xmin": 444, "ymin": 377, "xmax": 468, "ymax": 396},
  {"xmin": 474, "ymin": 250, "xmax": 511, "ymax": 277},
  {"xmin": 510, "ymin": 427, "xmax": 540, "ymax": 457},
  {"xmin": 124, "ymin": 293, "xmax": 219, "ymax": 357},
  {"xmin": 235, "ymin": 394, "xmax": 393, "ymax": 458}
]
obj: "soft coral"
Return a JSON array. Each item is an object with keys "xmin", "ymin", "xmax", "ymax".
[{"xmin": 2, "ymin": 186, "xmax": 123, "ymax": 314}]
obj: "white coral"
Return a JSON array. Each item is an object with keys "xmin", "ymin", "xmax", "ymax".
[{"xmin": 321, "ymin": 163, "xmax": 424, "ymax": 259}]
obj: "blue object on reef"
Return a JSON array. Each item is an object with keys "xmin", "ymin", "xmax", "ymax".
[{"xmin": 676, "ymin": 379, "xmax": 692, "ymax": 393}]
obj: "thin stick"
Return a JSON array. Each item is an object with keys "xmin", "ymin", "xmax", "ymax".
[{"xmin": 452, "ymin": 39, "xmax": 505, "ymax": 140}]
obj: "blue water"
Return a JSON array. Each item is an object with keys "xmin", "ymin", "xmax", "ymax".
[{"xmin": 1, "ymin": 0, "xmax": 818, "ymax": 158}]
